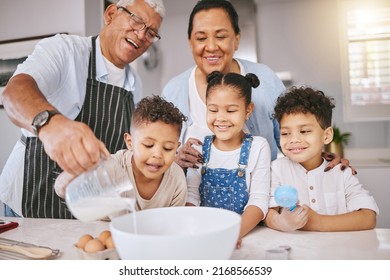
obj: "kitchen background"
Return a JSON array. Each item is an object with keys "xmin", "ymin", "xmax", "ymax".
[{"xmin": 0, "ymin": 0, "xmax": 389, "ymax": 227}]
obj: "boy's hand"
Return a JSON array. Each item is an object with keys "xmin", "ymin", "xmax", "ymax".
[
  {"xmin": 274, "ymin": 205, "xmax": 309, "ymax": 232},
  {"xmin": 54, "ymin": 172, "xmax": 76, "ymax": 199},
  {"xmin": 236, "ymin": 237, "xmax": 242, "ymax": 249}
]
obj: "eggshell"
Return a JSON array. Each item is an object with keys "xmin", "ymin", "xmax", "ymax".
[
  {"xmin": 74, "ymin": 245, "xmax": 119, "ymax": 260},
  {"xmin": 76, "ymin": 234, "xmax": 94, "ymax": 250},
  {"xmin": 105, "ymin": 236, "xmax": 115, "ymax": 249},
  {"xmin": 98, "ymin": 230, "xmax": 111, "ymax": 245},
  {"xmin": 84, "ymin": 238, "xmax": 105, "ymax": 253}
]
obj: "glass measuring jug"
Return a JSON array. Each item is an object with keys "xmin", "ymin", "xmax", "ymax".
[{"xmin": 65, "ymin": 156, "xmax": 136, "ymax": 222}]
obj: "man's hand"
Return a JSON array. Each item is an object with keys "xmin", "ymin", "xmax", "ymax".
[{"xmin": 39, "ymin": 115, "xmax": 109, "ymax": 175}]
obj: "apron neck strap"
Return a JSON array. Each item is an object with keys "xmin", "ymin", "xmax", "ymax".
[{"xmin": 88, "ymin": 36, "xmax": 99, "ymax": 80}]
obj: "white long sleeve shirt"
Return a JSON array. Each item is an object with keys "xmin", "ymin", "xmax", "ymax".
[{"xmin": 269, "ymin": 157, "xmax": 379, "ymax": 215}]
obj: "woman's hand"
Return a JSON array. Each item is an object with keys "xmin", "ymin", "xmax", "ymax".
[
  {"xmin": 175, "ymin": 137, "xmax": 203, "ymax": 169},
  {"xmin": 322, "ymin": 152, "xmax": 357, "ymax": 175}
]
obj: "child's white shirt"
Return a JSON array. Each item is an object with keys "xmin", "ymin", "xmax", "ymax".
[{"xmin": 269, "ymin": 157, "xmax": 379, "ymax": 215}]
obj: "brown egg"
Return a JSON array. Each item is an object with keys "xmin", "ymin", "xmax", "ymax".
[
  {"xmin": 105, "ymin": 236, "xmax": 115, "ymax": 249},
  {"xmin": 98, "ymin": 230, "xmax": 111, "ymax": 245},
  {"xmin": 84, "ymin": 238, "xmax": 105, "ymax": 253},
  {"xmin": 76, "ymin": 234, "xmax": 94, "ymax": 250}
]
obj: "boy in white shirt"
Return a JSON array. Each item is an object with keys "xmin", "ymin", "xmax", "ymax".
[{"xmin": 265, "ymin": 86, "xmax": 379, "ymax": 232}]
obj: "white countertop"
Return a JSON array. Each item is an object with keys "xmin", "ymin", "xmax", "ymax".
[
  {"xmin": 232, "ymin": 226, "xmax": 390, "ymax": 260},
  {"xmin": 344, "ymin": 148, "xmax": 390, "ymax": 168},
  {"xmin": 1, "ymin": 217, "xmax": 390, "ymax": 260},
  {"xmin": 0, "ymin": 217, "xmax": 109, "ymax": 260}
]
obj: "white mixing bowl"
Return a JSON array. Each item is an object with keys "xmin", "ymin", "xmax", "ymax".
[{"xmin": 110, "ymin": 206, "xmax": 241, "ymax": 260}]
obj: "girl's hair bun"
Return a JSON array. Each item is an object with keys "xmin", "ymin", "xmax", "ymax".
[
  {"xmin": 245, "ymin": 73, "xmax": 260, "ymax": 89},
  {"xmin": 206, "ymin": 71, "xmax": 222, "ymax": 83}
]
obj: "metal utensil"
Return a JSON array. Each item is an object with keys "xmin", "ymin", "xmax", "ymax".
[
  {"xmin": 0, "ymin": 237, "xmax": 60, "ymax": 260},
  {"xmin": 0, "ymin": 244, "xmax": 54, "ymax": 259}
]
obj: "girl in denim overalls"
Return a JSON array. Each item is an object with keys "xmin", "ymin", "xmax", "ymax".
[{"xmin": 186, "ymin": 71, "xmax": 271, "ymax": 247}]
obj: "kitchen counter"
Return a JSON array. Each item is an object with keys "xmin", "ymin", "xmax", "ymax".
[
  {"xmin": 1, "ymin": 217, "xmax": 390, "ymax": 260},
  {"xmin": 344, "ymin": 148, "xmax": 390, "ymax": 168},
  {"xmin": 232, "ymin": 225, "xmax": 390, "ymax": 260}
]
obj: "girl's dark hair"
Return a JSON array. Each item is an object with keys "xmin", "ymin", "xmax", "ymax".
[
  {"xmin": 188, "ymin": 0, "xmax": 240, "ymax": 39},
  {"xmin": 206, "ymin": 71, "xmax": 260, "ymax": 106},
  {"xmin": 131, "ymin": 95, "xmax": 187, "ymax": 135},
  {"xmin": 273, "ymin": 86, "xmax": 335, "ymax": 129}
]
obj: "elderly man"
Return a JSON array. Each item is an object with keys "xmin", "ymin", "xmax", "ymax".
[{"xmin": 0, "ymin": 0, "xmax": 165, "ymax": 218}]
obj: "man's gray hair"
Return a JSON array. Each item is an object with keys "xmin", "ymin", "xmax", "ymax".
[{"xmin": 116, "ymin": 0, "xmax": 166, "ymax": 19}]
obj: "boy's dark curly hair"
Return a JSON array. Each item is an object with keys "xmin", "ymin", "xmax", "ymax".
[
  {"xmin": 206, "ymin": 71, "xmax": 260, "ymax": 106},
  {"xmin": 273, "ymin": 86, "xmax": 335, "ymax": 130},
  {"xmin": 131, "ymin": 95, "xmax": 187, "ymax": 135}
]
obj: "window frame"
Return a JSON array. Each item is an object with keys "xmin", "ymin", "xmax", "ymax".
[{"xmin": 339, "ymin": 0, "xmax": 390, "ymax": 122}]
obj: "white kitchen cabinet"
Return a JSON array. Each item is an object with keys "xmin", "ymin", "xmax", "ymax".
[
  {"xmin": 354, "ymin": 167, "xmax": 390, "ymax": 228},
  {"xmin": 345, "ymin": 149, "xmax": 390, "ymax": 228}
]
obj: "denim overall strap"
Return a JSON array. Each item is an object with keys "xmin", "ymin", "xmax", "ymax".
[
  {"xmin": 238, "ymin": 134, "xmax": 253, "ymax": 165},
  {"xmin": 200, "ymin": 135, "xmax": 214, "ymax": 175},
  {"xmin": 199, "ymin": 134, "xmax": 253, "ymax": 214},
  {"xmin": 237, "ymin": 134, "xmax": 253, "ymax": 177}
]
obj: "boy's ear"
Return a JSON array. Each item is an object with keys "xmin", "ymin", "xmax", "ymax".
[
  {"xmin": 324, "ymin": 126, "xmax": 334, "ymax": 145},
  {"xmin": 124, "ymin": 132, "xmax": 133, "ymax": 151}
]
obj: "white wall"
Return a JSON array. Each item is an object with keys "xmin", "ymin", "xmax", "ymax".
[
  {"xmin": 158, "ymin": 2, "xmax": 196, "ymax": 89},
  {"xmin": 0, "ymin": 0, "xmax": 88, "ymax": 40}
]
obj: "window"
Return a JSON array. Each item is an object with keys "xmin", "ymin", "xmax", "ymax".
[{"xmin": 339, "ymin": 0, "xmax": 390, "ymax": 121}]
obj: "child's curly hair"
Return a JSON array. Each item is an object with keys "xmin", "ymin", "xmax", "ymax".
[
  {"xmin": 131, "ymin": 95, "xmax": 187, "ymax": 135},
  {"xmin": 273, "ymin": 86, "xmax": 335, "ymax": 129}
]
